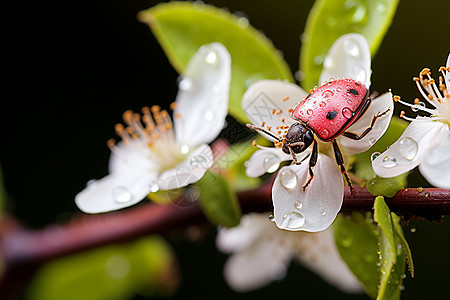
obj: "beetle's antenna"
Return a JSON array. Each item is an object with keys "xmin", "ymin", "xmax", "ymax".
[{"xmin": 246, "ymin": 124, "xmax": 281, "ymax": 142}]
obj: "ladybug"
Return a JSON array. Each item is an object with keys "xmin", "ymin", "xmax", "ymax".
[{"xmin": 248, "ymin": 78, "xmax": 389, "ymax": 193}]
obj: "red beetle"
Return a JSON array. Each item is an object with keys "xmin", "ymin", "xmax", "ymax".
[{"xmin": 248, "ymin": 78, "xmax": 389, "ymax": 193}]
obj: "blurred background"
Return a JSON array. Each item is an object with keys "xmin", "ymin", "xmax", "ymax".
[{"xmin": 2, "ymin": 0, "xmax": 449, "ymax": 299}]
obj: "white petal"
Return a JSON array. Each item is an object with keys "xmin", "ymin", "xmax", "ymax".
[
  {"xmin": 75, "ymin": 170, "xmax": 157, "ymax": 214},
  {"xmin": 372, "ymin": 118, "xmax": 447, "ymax": 178},
  {"xmin": 292, "ymin": 228, "xmax": 362, "ymax": 293},
  {"xmin": 446, "ymin": 53, "xmax": 450, "ymax": 92},
  {"xmin": 216, "ymin": 213, "xmax": 272, "ymax": 253},
  {"xmin": 242, "ymin": 80, "xmax": 307, "ymax": 141},
  {"xmin": 108, "ymin": 140, "xmax": 157, "ymax": 174},
  {"xmin": 319, "ymin": 33, "xmax": 372, "ymax": 88},
  {"xmin": 222, "ymin": 219, "xmax": 292, "ymax": 291},
  {"xmin": 272, "ymin": 154, "xmax": 344, "ymax": 232},
  {"xmin": 419, "ymin": 130, "xmax": 450, "ymax": 189},
  {"xmin": 174, "ymin": 43, "xmax": 231, "ymax": 147},
  {"xmin": 156, "ymin": 144, "xmax": 213, "ymax": 190},
  {"xmin": 338, "ymin": 92, "xmax": 394, "ymax": 155},
  {"xmin": 245, "ymin": 147, "xmax": 296, "ymax": 177}
]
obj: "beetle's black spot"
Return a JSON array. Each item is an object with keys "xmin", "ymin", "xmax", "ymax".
[
  {"xmin": 326, "ymin": 110, "xmax": 337, "ymax": 120},
  {"xmin": 348, "ymin": 88, "xmax": 359, "ymax": 96}
]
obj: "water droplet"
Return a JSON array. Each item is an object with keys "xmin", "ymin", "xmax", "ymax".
[
  {"xmin": 322, "ymin": 90, "xmax": 334, "ymax": 98},
  {"xmin": 307, "ymin": 109, "xmax": 313, "ymax": 115},
  {"xmin": 314, "ymin": 55, "xmax": 324, "ymax": 65},
  {"xmin": 281, "ymin": 212, "xmax": 305, "ymax": 229},
  {"xmin": 339, "ymin": 233, "xmax": 353, "ymax": 247},
  {"xmin": 268, "ymin": 214, "xmax": 275, "ymax": 222},
  {"xmin": 190, "ymin": 155, "xmax": 209, "ymax": 169},
  {"xmin": 369, "ymin": 137, "xmax": 377, "ymax": 145},
  {"xmin": 424, "ymin": 191, "xmax": 430, "ymax": 197},
  {"xmin": 376, "ymin": 262, "xmax": 381, "ymax": 267},
  {"xmin": 237, "ymin": 17, "xmax": 249, "ymax": 28},
  {"xmin": 352, "ymin": 66, "xmax": 366, "ymax": 84},
  {"xmin": 410, "ymin": 227, "xmax": 416, "ymax": 233},
  {"xmin": 382, "ymin": 156, "xmax": 397, "ymax": 168},
  {"xmin": 401, "ymin": 274, "xmax": 407, "ymax": 279},
  {"xmin": 149, "ymin": 182, "xmax": 159, "ymax": 193},
  {"xmin": 398, "ymin": 137, "xmax": 418, "ymax": 160},
  {"xmin": 193, "ymin": 0, "xmax": 205, "ymax": 10},
  {"xmin": 343, "ymin": 39, "xmax": 360, "ymax": 57},
  {"xmin": 321, "ymin": 128, "xmax": 330, "ymax": 137},
  {"xmin": 400, "ymin": 285, "xmax": 406, "ymax": 291},
  {"xmin": 375, "ymin": 2, "xmax": 386, "ymax": 12},
  {"xmin": 326, "ymin": 17, "xmax": 336, "ymax": 27},
  {"xmin": 280, "ymin": 169, "xmax": 298, "ymax": 189},
  {"xmin": 263, "ymin": 154, "xmax": 280, "ymax": 173},
  {"xmin": 342, "ymin": 107, "xmax": 353, "ymax": 119},
  {"xmin": 295, "ymin": 70, "xmax": 305, "ymax": 82},
  {"xmin": 204, "ymin": 50, "xmax": 218, "ymax": 65},
  {"xmin": 177, "ymin": 166, "xmax": 189, "ymax": 173},
  {"xmin": 323, "ymin": 56, "xmax": 333, "ymax": 69},
  {"xmin": 178, "ymin": 78, "xmax": 192, "ymax": 91},
  {"xmin": 113, "ymin": 186, "xmax": 133, "ymax": 203},
  {"xmin": 294, "ymin": 201, "xmax": 303, "ymax": 210},
  {"xmin": 345, "ymin": 0, "xmax": 367, "ymax": 24},
  {"xmin": 321, "ymin": 210, "xmax": 327, "ymax": 216},
  {"xmin": 319, "ymin": 101, "xmax": 326, "ymax": 107},
  {"xmin": 371, "ymin": 152, "xmax": 381, "ymax": 161},
  {"xmin": 204, "ymin": 109, "xmax": 215, "ymax": 121},
  {"xmin": 180, "ymin": 144, "xmax": 190, "ymax": 154}
]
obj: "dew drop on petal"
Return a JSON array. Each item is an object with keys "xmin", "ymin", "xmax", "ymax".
[
  {"xmin": 342, "ymin": 107, "xmax": 353, "ymax": 119},
  {"xmin": 237, "ymin": 17, "xmax": 249, "ymax": 28},
  {"xmin": 370, "ymin": 152, "xmax": 381, "ymax": 161},
  {"xmin": 180, "ymin": 144, "xmax": 190, "ymax": 154},
  {"xmin": 205, "ymin": 50, "xmax": 218, "ymax": 65},
  {"xmin": 263, "ymin": 154, "xmax": 280, "ymax": 173},
  {"xmin": 343, "ymin": 39, "xmax": 360, "ymax": 57},
  {"xmin": 190, "ymin": 155, "xmax": 209, "ymax": 168},
  {"xmin": 281, "ymin": 212, "xmax": 305, "ymax": 229},
  {"xmin": 279, "ymin": 169, "xmax": 298, "ymax": 189},
  {"xmin": 294, "ymin": 201, "xmax": 303, "ymax": 210},
  {"xmin": 149, "ymin": 181, "xmax": 159, "ymax": 193},
  {"xmin": 113, "ymin": 186, "xmax": 133, "ymax": 203},
  {"xmin": 382, "ymin": 156, "xmax": 397, "ymax": 168},
  {"xmin": 178, "ymin": 78, "xmax": 193, "ymax": 91},
  {"xmin": 321, "ymin": 210, "xmax": 327, "ymax": 216},
  {"xmin": 268, "ymin": 214, "xmax": 275, "ymax": 222},
  {"xmin": 398, "ymin": 137, "xmax": 418, "ymax": 161}
]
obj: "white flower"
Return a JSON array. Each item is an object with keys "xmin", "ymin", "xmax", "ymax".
[
  {"xmin": 242, "ymin": 34, "xmax": 394, "ymax": 232},
  {"xmin": 216, "ymin": 213, "xmax": 362, "ymax": 293},
  {"xmin": 372, "ymin": 54, "xmax": 450, "ymax": 189},
  {"xmin": 75, "ymin": 43, "xmax": 231, "ymax": 213}
]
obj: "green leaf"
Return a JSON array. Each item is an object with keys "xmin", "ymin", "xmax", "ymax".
[
  {"xmin": 367, "ymin": 176, "xmax": 403, "ymax": 198},
  {"xmin": 197, "ymin": 171, "xmax": 241, "ymax": 227},
  {"xmin": 374, "ymin": 197, "xmax": 407, "ymax": 300},
  {"xmin": 353, "ymin": 116, "xmax": 408, "ymax": 181},
  {"xmin": 392, "ymin": 213, "xmax": 414, "ymax": 278},
  {"xmin": 140, "ymin": 2, "xmax": 293, "ymax": 123},
  {"xmin": 333, "ymin": 212, "xmax": 379, "ymax": 298},
  {"xmin": 300, "ymin": 0, "xmax": 399, "ymax": 89},
  {"xmin": 26, "ymin": 237, "xmax": 178, "ymax": 300}
]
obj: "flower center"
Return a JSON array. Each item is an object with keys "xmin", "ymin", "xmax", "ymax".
[
  {"xmin": 108, "ymin": 105, "xmax": 186, "ymax": 172},
  {"xmin": 395, "ymin": 66, "xmax": 450, "ymax": 127}
]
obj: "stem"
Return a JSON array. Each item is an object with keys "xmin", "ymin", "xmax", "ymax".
[{"xmin": 0, "ymin": 182, "xmax": 449, "ymax": 299}]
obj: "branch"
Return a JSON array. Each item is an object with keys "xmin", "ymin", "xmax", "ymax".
[{"xmin": 0, "ymin": 181, "xmax": 449, "ymax": 299}]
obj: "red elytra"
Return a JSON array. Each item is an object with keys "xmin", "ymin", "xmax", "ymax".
[{"xmin": 292, "ymin": 79, "xmax": 368, "ymax": 141}]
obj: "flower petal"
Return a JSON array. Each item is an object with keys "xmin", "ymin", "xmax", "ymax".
[
  {"xmin": 242, "ymin": 80, "xmax": 307, "ymax": 141},
  {"xmin": 108, "ymin": 140, "xmax": 158, "ymax": 174},
  {"xmin": 221, "ymin": 216, "xmax": 292, "ymax": 291},
  {"xmin": 292, "ymin": 228, "xmax": 362, "ymax": 293},
  {"xmin": 174, "ymin": 43, "xmax": 231, "ymax": 147},
  {"xmin": 75, "ymin": 170, "xmax": 157, "ymax": 214},
  {"xmin": 245, "ymin": 147, "xmax": 297, "ymax": 177},
  {"xmin": 419, "ymin": 130, "xmax": 450, "ymax": 189},
  {"xmin": 372, "ymin": 117, "xmax": 448, "ymax": 177},
  {"xmin": 446, "ymin": 53, "xmax": 450, "ymax": 92},
  {"xmin": 216, "ymin": 213, "xmax": 272, "ymax": 253},
  {"xmin": 156, "ymin": 144, "xmax": 213, "ymax": 190},
  {"xmin": 272, "ymin": 154, "xmax": 344, "ymax": 232},
  {"xmin": 319, "ymin": 33, "xmax": 371, "ymax": 88},
  {"xmin": 338, "ymin": 92, "xmax": 394, "ymax": 155},
  {"xmin": 372, "ymin": 118, "xmax": 448, "ymax": 178}
]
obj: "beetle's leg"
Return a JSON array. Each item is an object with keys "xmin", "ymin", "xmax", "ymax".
[
  {"xmin": 332, "ymin": 140, "xmax": 354, "ymax": 194},
  {"xmin": 302, "ymin": 139, "xmax": 318, "ymax": 191},
  {"xmin": 342, "ymin": 108, "xmax": 390, "ymax": 140},
  {"xmin": 286, "ymin": 146, "xmax": 299, "ymax": 164}
]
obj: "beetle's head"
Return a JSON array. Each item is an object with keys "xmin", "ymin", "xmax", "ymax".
[{"xmin": 282, "ymin": 122, "xmax": 314, "ymax": 155}]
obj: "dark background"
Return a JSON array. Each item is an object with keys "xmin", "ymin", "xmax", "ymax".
[{"xmin": 2, "ymin": 0, "xmax": 449, "ymax": 299}]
